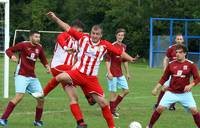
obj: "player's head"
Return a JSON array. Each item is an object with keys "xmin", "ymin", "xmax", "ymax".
[
  {"xmin": 175, "ymin": 33, "xmax": 184, "ymax": 44},
  {"xmin": 116, "ymin": 28, "xmax": 126, "ymax": 42},
  {"xmin": 71, "ymin": 19, "xmax": 84, "ymax": 32},
  {"xmin": 90, "ymin": 24, "xmax": 103, "ymax": 43},
  {"xmin": 29, "ymin": 30, "xmax": 40, "ymax": 45},
  {"xmin": 176, "ymin": 44, "xmax": 187, "ymax": 61}
]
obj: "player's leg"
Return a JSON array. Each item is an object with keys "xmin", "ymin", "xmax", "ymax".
[
  {"xmin": 81, "ymin": 86, "xmax": 96, "ymax": 106},
  {"xmin": 154, "ymin": 77, "xmax": 173, "ymax": 109},
  {"xmin": 113, "ymin": 76, "xmax": 129, "ymax": 113},
  {"xmin": 27, "ymin": 77, "xmax": 44, "ymax": 126},
  {"xmin": 180, "ymin": 92, "xmax": 200, "ymax": 127},
  {"xmin": 63, "ymin": 85, "xmax": 87, "ymax": 128},
  {"xmin": 43, "ymin": 67, "xmax": 62, "ymax": 96},
  {"xmin": 107, "ymin": 77, "xmax": 118, "ymax": 117},
  {"xmin": 91, "ymin": 93, "xmax": 115, "ymax": 128},
  {"xmin": 147, "ymin": 91, "xmax": 178, "ymax": 128},
  {"xmin": 0, "ymin": 75, "xmax": 27, "ymax": 126}
]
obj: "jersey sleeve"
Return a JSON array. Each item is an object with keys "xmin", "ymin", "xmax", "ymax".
[
  {"xmin": 191, "ymin": 64, "xmax": 200, "ymax": 85},
  {"xmin": 5, "ymin": 42, "xmax": 24, "ymax": 58},
  {"xmin": 159, "ymin": 65, "xmax": 171, "ymax": 85},
  {"xmin": 105, "ymin": 52, "xmax": 111, "ymax": 62},
  {"xmin": 57, "ymin": 32, "xmax": 71, "ymax": 48},
  {"xmin": 166, "ymin": 47, "xmax": 171, "ymax": 58},
  {"xmin": 68, "ymin": 27, "xmax": 83, "ymax": 40},
  {"xmin": 39, "ymin": 47, "xmax": 48, "ymax": 67},
  {"xmin": 105, "ymin": 40, "xmax": 122, "ymax": 56}
]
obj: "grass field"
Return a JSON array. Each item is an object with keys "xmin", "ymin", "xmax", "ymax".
[{"xmin": 0, "ymin": 56, "xmax": 200, "ymax": 128}]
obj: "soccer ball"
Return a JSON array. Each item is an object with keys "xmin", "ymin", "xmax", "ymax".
[{"xmin": 129, "ymin": 121, "xmax": 142, "ymax": 128}]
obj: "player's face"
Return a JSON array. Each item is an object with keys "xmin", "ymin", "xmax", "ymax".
[
  {"xmin": 116, "ymin": 32, "xmax": 125, "ymax": 42},
  {"xmin": 90, "ymin": 28, "xmax": 102, "ymax": 43},
  {"xmin": 30, "ymin": 33, "xmax": 40, "ymax": 45},
  {"xmin": 176, "ymin": 49, "xmax": 186, "ymax": 61},
  {"xmin": 175, "ymin": 35, "xmax": 184, "ymax": 44}
]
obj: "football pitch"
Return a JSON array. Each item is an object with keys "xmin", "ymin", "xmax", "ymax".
[{"xmin": 0, "ymin": 57, "xmax": 200, "ymax": 128}]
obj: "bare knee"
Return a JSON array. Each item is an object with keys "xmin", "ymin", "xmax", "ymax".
[
  {"xmin": 190, "ymin": 107, "xmax": 198, "ymax": 115},
  {"xmin": 156, "ymin": 106, "xmax": 166, "ymax": 113},
  {"xmin": 36, "ymin": 98, "xmax": 44, "ymax": 108},
  {"xmin": 122, "ymin": 89, "xmax": 129, "ymax": 96},
  {"xmin": 56, "ymin": 73, "xmax": 72, "ymax": 85},
  {"xmin": 92, "ymin": 94, "xmax": 108, "ymax": 107},
  {"xmin": 11, "ymin": 93, "xmax": 24, "ymax": 104}
]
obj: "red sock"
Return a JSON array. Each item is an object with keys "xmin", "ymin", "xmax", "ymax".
[
  {"xmin": 148, "ymin": 110, "xmax": 161, "ymax": 127},
  {"xmin": 110, "ymin": 101, "xmax": 115, "ymax": 113},
  {"xmin": 114, "ymin": 95, "xmax": 123, "ymax": 109},
  {"xmin": 70, "ymin": 103, "xmax": 83, "ymax": 121},
  {"xmin": 193, "ymin": 113, "xmax": 200, "ymax": 128},
  {"xmin": 43, "ymin": 77, "xmax": 59, "ymax": 96},
  {"xmin": 156, "ymin": 90, "xmax": 165, "ymax": 106},
  {"xmin": 101, "ymin": 105, "xmax": 115, "ymax": 128},
  {"xmin": 1, "ymin": 101, "xmax": 16, "ymax": 119},
  {"xmin": 35, "ymin": 107, "xmax": 43, "ymax": 121}
]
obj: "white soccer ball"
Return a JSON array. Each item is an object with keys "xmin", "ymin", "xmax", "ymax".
[{"xmin": 129, "ymin": 121, "xmax": 142, "ymax": 128}]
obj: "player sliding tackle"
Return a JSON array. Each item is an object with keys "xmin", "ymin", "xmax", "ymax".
[
  {"xmin": 147, "ymin": 44, "xmax": 200, "ymax": 128},
  {"xmin": 46, "ymin": 11, "xmax": 138, "ymax": 128}
]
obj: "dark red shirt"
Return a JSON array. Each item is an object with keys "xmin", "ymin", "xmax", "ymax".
[
  {"xmin": 166, "ymin": 45, "xmax": 177, "ymax": 61},
  {"xmin": 159, "ymin": 59, "xmax": 200, "ymax": 93},
  {"xmin": 105, "ymin": 42, "xmax": 126, "ymax": 77},
  {"xmin": 6, "ymin": 42, "xmax": 48, "ymax": 77}
]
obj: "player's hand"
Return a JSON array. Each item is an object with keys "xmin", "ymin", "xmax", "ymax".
[
  {"xmin": 47, "ymin": 11, "xmax": 57, "ymax": 20},
  {"xmin": 107, "ymin": 73, "xmax": 113, "ymax": 80},
  {"xmin": 184, "ymin": 85, "xmax": 193, "ymax": 92},
  {"xmin": 11, "ymin": 55, "xmax": 17, "ymax": 62},
  {"xmin": 131, "ymin": 54, "xmax": 140, "ymax": 62},
  {"xmin": 152, "ymin": 87, "xmax": 158, "ymax": 96},
  {"xmin": 46, "ymin": 65, "xmax": 51, "ymax": 74},
  {"xmin": 125, "ymin": 73, "xmax": 131, "ymax": 80}
]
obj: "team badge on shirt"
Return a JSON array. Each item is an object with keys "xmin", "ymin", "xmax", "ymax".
[
  {"xmin": 35, "ymin": 49, "xmax": 39, "ymax": 54},
  {"xmin": 183, "ymin": 65, "xmax": 188, "ymax": 70}
]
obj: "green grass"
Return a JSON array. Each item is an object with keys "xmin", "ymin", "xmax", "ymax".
[{"xmin": 0, "ymin": 56, "xmax": 200, "ymax": 128}]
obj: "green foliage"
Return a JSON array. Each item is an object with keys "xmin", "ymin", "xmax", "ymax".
[{"xmin": 10, "ymin": 0, "xmax": 200, "ymax": 58}]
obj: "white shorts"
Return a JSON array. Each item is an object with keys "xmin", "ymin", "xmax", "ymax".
[
  {"xmin": 107, "ymin": 75, "xmax": 128, "ymax": 92},
  {"xmin": 15, "ymin": 75, "xmax": 43, "ymax": 95},
  {"xmin": 159, "ymin": 91, "xmax": 197, "ymax": 111}
]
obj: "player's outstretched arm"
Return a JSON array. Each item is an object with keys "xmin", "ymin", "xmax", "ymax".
[
  {"xmin": 47, "ymin": 11, "xmax": 71, "ymax": 32},
  {"xmin": 121, "ymin": 52, "xmax": 139, "ymax": 62}
]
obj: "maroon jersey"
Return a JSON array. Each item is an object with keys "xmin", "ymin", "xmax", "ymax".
[
  {"xmin": 159, "ymin": 59, "xmax": 200, "ymax": 93},
  {"xmin": 6, "ymin": 42, "xmax": 48, "ymax": 77},
  {"xmin": 166, "ymin": 45, "xmax": 177, "ymax": 61},
  {"xmin": 105, "ymin": 42, "xmax": 126, "ymax": 77}
]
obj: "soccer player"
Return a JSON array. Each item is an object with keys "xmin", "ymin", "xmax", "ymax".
[
  {"xmin": 46, "ymin": 11, "xmax": 137, "ymax": 128},
  {"xmin": 0, "ymin": 31, "xmax": 50, "ymax": 126},
  {"xmin": 154, "ymin": 34, "xmax": 184, "ymax": 110},
  {"xmin": 43, "ymin": 20, "xmax": 92, "ymax": 128},
  {"xmin": 105, "ymin": 28, "xmax": 137, "ymax": 118},
  {"xmin": 147, "ymin": 44, "xmax": 200, "ymax": 128}
]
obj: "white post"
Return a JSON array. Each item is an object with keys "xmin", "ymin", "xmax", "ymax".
[{"xmin": 3, "ymin": 0, "xmax": 9, "ymax": 98}]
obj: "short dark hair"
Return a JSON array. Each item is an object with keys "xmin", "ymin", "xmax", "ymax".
[
  {"xmin": 116, "ymin": 28, "xmax": 126, "ymax": 35},
  {"xmin": 29, "ymin": 30, "xmax": 40, "ymax": 36},
  {"xmin": 176, "ymin": 44, "xmax": 188, "ymax": 53},
  {"xmin": 176, "ymin": 33, "xmax": 183, "ymax": 36},
  {"xmin": 71, "ymin": 19, "xmax": 85, "ymax": 29},
  {"xmin": 91, "ymin": 24, "xmax": 103, "ymax": 34}
]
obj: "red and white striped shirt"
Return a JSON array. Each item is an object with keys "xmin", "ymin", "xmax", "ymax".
[
  {"xmin": 68, "ymin": 28, "xmax": 123, "ymax": 76},
  {"xmin": 51, "ymin": 32, "xmax": 78, "ymax": 68}
]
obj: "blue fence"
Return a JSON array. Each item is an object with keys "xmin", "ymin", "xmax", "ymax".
[{"xmin": 149, "ymin": 18, "xmax": 200, "ymax": 68}]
